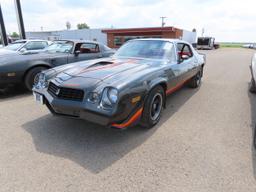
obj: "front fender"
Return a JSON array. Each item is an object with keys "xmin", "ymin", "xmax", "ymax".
[
  {"xmin": 148, "ymin": 77, "xmax": 168, "ymax": 91},
  {"xmin": 28, "ymin": 60, "xmax": 52, "ymax": 68},
  {"xmin": 147, "ymin": 77, "xmax": 168, "ymax": 108}
]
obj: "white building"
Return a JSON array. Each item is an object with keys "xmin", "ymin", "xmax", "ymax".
[{"xmin": 26, "ymin": 28, "xmax": 107, "ymax": 45}]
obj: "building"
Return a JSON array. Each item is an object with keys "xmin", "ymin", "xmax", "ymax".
[
  {"xmin": 102, "ymin": 27, "xmax": 197, "ymax": 48},
  {"xmin": 26, "ymin": 27, "xmax": 197, "ymax": 48},
  {"xmin": 26, "ymin": 28, "xmax": 107, "ymax": 45}
]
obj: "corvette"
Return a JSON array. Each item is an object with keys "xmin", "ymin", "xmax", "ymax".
[{"xmin": 33, "ymin": 39, "xmax": 205, "ymax": 129}]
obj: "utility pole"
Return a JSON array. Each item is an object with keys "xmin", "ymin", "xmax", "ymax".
[
  {"xmin": 160, "ymin": 16, "xmax": 167, "ymax": 27},
  {"xmin": 14, "ymin": 0, "xmax": 26, "ymax": 39},
  {"xmin": 201, "ymin": 28, "xmax": 205, "ymax": 37},
  {"xmin": 0, "ymin": 3, "xmax": 8, "ymax": 46}
]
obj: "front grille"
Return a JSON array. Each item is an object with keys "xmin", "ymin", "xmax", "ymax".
[{"xmin": 48, "ymin": 82, "xmax": 84, "ymax": 102}]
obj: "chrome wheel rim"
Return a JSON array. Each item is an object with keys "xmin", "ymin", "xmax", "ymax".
[
  {"xmin": 150, "ymin": 93, "xmax": 163, "ymax": 121},
  {"xmin": 34, "ymin": 74, "xmax": 39, "ymax": 85}
]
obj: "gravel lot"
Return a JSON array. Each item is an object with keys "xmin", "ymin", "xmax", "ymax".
[{"xmin": 0, "ymin": 48, "xmax": 256, "ymax": 192}]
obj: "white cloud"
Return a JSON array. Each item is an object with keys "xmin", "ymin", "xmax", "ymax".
[{"xmin": 1, "ymin": 0, "xmax": 256, "ymax": 42}]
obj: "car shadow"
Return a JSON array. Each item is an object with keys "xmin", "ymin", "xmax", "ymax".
[
  {"xmin": 0, "ymin": 86, "xmax": 30, "ymax": 101},
  {"xmin": 22, "ymin": 85, "xmax": 199, "ymax": 174},
  {"xmin": 248, "ymin": 85, "xmax": 256, "ymax": 180}
]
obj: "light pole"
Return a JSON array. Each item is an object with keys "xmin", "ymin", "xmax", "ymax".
[
  {"xmin": 14, "ymin": 0, "xmax": 26, "ymax": 39},
  {"xmin": 0, "ymin": 3, "xmax": 8, "ymax": 46}
]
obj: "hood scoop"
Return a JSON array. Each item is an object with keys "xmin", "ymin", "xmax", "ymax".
[
  {"xmin": 87, "ymin": 61, "xmax": 114, "ymax": 68},
  {"xmin": 56, "ymin": 72, "xmax": 72, "ymax": 83}
]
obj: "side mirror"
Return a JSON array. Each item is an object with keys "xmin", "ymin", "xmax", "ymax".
[
  {"xmin": 74, "ymin": 50, "xmax": 80, "ymax": 56},
  {"xmin": 19, "ymin": 48, "xmax": 27, "ymax": 53},
  {"xmin": 181, "ymin": 54, "xmax": 190, "ymax": 60}
]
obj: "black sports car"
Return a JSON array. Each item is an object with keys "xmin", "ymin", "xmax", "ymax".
[{"xmin": 33, "ymin": 39, "xmax": 205, "ymax": 129}]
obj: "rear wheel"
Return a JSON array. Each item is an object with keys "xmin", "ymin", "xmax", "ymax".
[
  {"xmin": 24, "ymin": 66, "xmax": 48, "ymax": 91},
  {"xmin": 188, "ymin": 68, "xmax": 202, "ymax": 88},
  {"xmin": 250, "ymin": 78, "xmax": 256, "ymax": 93},
  {"xmin": 141, "ymin": 86, "xmax": 164, "ymax": 129}
]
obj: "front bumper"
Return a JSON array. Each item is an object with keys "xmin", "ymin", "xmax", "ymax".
[
  {"xmin": 34, "ymin": 88, "xmax": 143, "ymax": 128},
  {"xmin": 0, "ymin": 72, "xmax": 23, "ymax": 88}
]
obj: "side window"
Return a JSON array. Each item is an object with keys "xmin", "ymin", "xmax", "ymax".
[
  {"xmin": 77, "ymin": 43, "xmax": 100, "ymax": 54},
  {"xmin": 177, "ymin": 43, "xmax": 193, "ymax": 60},
  {"xmin": 24, "ymin": 41, "xmax": 48, "ymax": 50},
  {"xmin": 114, "ymin": 37, "xmax": 122, "ymax": 46},
  {"xmin": 162, "ymin": 42, "xmax": 176, "ymax": 62}
]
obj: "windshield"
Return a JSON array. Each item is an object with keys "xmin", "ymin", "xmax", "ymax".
[
  {"xmin": 114, "ymin": 40, "xmax": 174, "ymax": 60},
  {"xmin": 4, "ymin": 42, "xmax": 26, "ymax": 51},
  {"xmin": 44, "ymin": 41, "xmax": 73, "ymax": 53}
]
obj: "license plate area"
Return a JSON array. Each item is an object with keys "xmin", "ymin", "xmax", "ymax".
[{"xmin": 33, "ymin": 92, "xmax": 44, "ymax": 105}]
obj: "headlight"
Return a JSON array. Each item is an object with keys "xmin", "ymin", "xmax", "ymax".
[
  {"xmin": 34, "ymin": 73, "xmax": 47, "ymax": 89},
  {"xmin": 87, "ymin": 92, "xmax": 100, "ymax": 103},
  {"xmin": 101, "ymin": 87, "xmax": 119, "ymax": 108},
  {"xmin": 108, "ymin": 88, "xmax": 118, "ymax": 103}
]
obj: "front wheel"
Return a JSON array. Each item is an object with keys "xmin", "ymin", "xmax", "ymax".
[
  {"xmin": 140, "ymin": 86, "xmax": 164, "ymax": 129},
  {"xmin": 24, "ymin": 66, "xmax": 48, "ymax": 91}
]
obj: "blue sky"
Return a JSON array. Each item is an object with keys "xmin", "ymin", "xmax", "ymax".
[{"xmin": 1, "ymin": 0, "xmax": 256, "ymax": 42}]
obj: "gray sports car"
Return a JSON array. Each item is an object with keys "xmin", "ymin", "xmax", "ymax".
[
  {"xmin": 0, "ymin": 40, "xmax": 114, "ymax": 90},
  {"xmin": 33, "ymin": 39, "xmax": 205, "ymax": 129}
]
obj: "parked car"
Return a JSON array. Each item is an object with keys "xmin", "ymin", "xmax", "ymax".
[
  {"xmin": 243, "ymin": 43, "xmax": 256, "ymax": 49},
  {"xmin": 0, "ymin": 40, "xmax": 115, "ymax": 90},
  {"xmin": 33, "ymin": 39, "xmax": 205, "ymax": 129},
  {"xmin": 2, "ymin": 39, "xmax": 51, "ymax": 53},
  {"xmin": 250, "ymin": 53, "xmax": 256, "ymax": 93}
]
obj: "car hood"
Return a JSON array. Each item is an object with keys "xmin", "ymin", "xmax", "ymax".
[
  {"xmin": 0, "ymin": 50, "xmax": 22, "ymax": 64},
  {"xmin": 56, "ymin": 57, "xmax": 163, "ymax": 83},
  {"xmin": 0, "ymin": 51, "xmax": 67, "ymax": 65},
  {"xmin": 0, "ymin": 49, "xmax": 17, "ymax": 56}
]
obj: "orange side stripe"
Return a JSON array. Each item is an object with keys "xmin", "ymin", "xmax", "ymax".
[
  {"xmin": 112, "ymin": 108, "xmax": 143, "ymax": 129},
  {"xmin": 166, "ymin": 79, "xmax": 190, "ymax": 95}
]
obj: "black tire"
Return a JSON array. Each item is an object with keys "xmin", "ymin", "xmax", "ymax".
[
  {"xmin": 250, "ymin": 78, "xmax": 256, "ymax": 93},
  {"xmin": 140, "ymin": 86, "xmax": 164, "ymax": 129},
  {"xmin": 188, "ymin": 68, "xmax": 202, "ymax": 88},
  {"xmin": 24, "ymin": 66, "xmax": 48, "ymax": 91}
]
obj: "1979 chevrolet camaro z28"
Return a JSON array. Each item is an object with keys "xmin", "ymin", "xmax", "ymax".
[{"xmin": 33, "ymin": 39, "xmax": 206, "ymax": 129}]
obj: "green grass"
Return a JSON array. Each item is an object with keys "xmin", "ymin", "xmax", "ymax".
[{"xmin": 220, "ymin": 43, "xmax": 244, "ymax": 48}]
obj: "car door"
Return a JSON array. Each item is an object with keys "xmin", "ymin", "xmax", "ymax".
[
  {"xmin": 165, "ymin": 43, "xmax": 195, "ymax": 91},
  {"xmin": 49, "ymin": 53, "xmax": 69, "ymax": 66},
  {"xmin": 175, "ymin": 43, "xmax": 196, "ymax": 81},
  {"xmin": 68, "ymin": 42, "xmax": 103, "ymax": 63}
]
